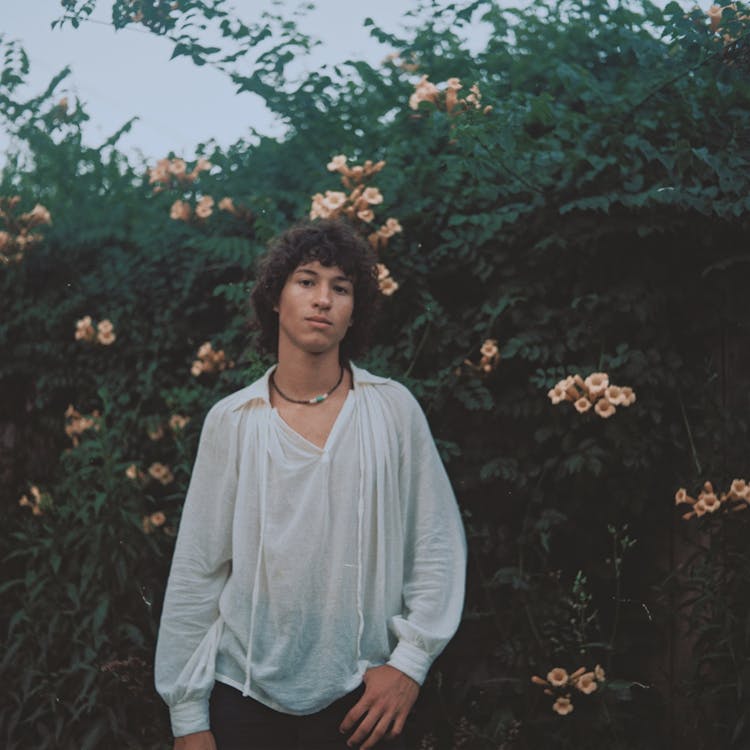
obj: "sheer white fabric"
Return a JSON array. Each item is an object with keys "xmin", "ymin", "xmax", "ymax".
[{"xmin": 154, "ymin": 365, "xmax": 467, "ymax": 737}]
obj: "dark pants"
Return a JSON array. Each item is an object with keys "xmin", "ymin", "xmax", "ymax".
[{"xmin": 208, "ymin": 681, "xmax": 408, "ymax": 750}]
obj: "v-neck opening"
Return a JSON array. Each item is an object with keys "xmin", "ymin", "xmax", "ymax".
[{"xmin": 271, "ymin": 389, "xmax": 355, "ymax": 453}]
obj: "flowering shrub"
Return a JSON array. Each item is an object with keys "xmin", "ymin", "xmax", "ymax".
[
  {"xmin": 147, "ymin": 420, "xmax": 164, "ymax": 440},
  {"xmin": 0, "ymin": 195, "xmax": 52, "ymax": 264},
  {"xmin": 74, "ymin": 315, "xmax": 96, "ymax": 342},
  {"xmin": 376, "ymin": 262, "xmax": 399, "ymax": 296},
  {"xmin": 75, "ymin": 315, "xmax": 116, "ymax": 345},
  {"xmin": 548, "ymin": 372, "xmax": 635, "ymax": 419},
  {"xmin": 1, "ymin": 0, "xmax": 749, "ymax": 748},
  {"xmin": 409, "ymin": 75, "xmax": 491, "ymax": 115},
  {"xmin": 310, "ymin": 155, "xmax": 402, "ymax": 293},
  {"xmin": 315, "ymin": 157, "xmax": 401, "ymax": 242},
  {"xmin": 195, "ymin": 194, "xmax": 214, "ymax": 219},
  {"xmin": 169, "ymin": 198, "xmax": 191, "ymax": 221},
  {"xmin": 170, "ymin": 194, "xmax": 215, "ymax": 221},
  {"xmin": 168, "ymin": 413, "xmax": 189, "ymax": 431},
  {"xmin": 18, "ymin": 484, "xmax": 53, "ymax": 515},
  {"xmin": 190, "ymin": 340, "xmax": 233, "ymax": 376},
  {"xmin": 142, "ymin": 509, "xmax": 172, "ymax": 535},
  {"xmin": 148, "ymin": 156, "xmax": 212, "ymax": 192},
  {"xmin": 460, "ymin": 338, "xmax": 500, "ymax": 376},
  {"xmin": 531, "ymin": 664, "xmax": 607, "ymax": 715},
  {"xmin": 310, "ymin": 155, "xmax": 387, "ymax": 222},
  {"xmin": 675, "ymin": 478, "xmax": 749, "ymax": 519},
  {"xmin": 218, "ymin": 196, "xmax": 235, "ymax": 213},
  {"xmin": 64, "ymin": 404, "xmax": 101, "ymax": 446},
  {"xmin": 707, "ymin": 2, "xmax": 750, "ymax": 43},
  {"xmin": 147, "ymin": 461, "xmax": 174, "ymax": 485},
  {"xmin": 125, "ymin": 462, "xmax": 145, "ymax": 481},
  {"xmin": 150, "ymin": 157, "xmax": 225, "ymax": 226}
]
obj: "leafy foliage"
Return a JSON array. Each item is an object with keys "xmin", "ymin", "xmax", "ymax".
[{"xmin": 1, "ymin": 1, "xmax": 749, "ymax": 748}]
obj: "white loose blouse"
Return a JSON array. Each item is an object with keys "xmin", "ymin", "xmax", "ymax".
[{"xmin": 154, "ymin": 364, "xmax": 467, "ymax": 738}]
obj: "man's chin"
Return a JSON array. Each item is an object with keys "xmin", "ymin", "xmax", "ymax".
[{"xmin": 302, "ymin": 341, "xmax": 343, "ymax": 356}]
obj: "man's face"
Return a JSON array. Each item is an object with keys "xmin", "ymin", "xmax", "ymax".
[{"xmin": 275, "ymin": 260, "xmax": 354, "ymax": 357}]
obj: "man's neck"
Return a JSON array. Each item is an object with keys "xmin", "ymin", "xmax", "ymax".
[{"xmin": 273, "ymin": 346, "xmax": 344, "ymax": 400}]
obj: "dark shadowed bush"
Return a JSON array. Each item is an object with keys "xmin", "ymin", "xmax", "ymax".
[{"xmin": 1, "ymin": 1, "xmax": 749, "ymax": 748}]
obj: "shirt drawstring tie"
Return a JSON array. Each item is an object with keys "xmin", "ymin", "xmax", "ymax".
[
  {"xmin": 243, "ymin": 413, "xmax": 270, "ymax": 696},
  {"xmin": 355, "ymin": 403, "xmax": 366, "ymax": 666}
]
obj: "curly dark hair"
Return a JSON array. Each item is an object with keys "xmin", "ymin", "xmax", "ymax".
[{"xmin": 251, "ymin": 219, "xmax": 381, "ymax": 362}]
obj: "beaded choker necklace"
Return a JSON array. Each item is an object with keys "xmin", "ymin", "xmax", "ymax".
[{"xmin": 270, "ymin": 366, "xmax": 344, "ymax": 405}]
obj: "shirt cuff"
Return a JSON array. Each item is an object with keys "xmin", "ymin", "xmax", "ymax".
[
  {"xmin": 387, "ymin": 639, "xmax": 432, "ymax": 685},
  {"xmin": 170, "ymin": 697, "xmax": 210, "ymax": 738}
]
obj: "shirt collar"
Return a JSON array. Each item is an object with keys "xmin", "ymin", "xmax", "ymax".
[{"xmin": 230, "ymin": 362, "xmax": 390, "ymax": 412}]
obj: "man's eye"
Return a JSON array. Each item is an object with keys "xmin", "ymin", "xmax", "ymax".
[
  {"xmin": 298, "ymin": 279, "xmax": 313, "ymax": 287},
  {"xmin": 334, "ymin": 285, "xmax": 351, "ymax": 294}
]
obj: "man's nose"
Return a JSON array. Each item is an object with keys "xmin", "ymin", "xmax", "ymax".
[{"xmin": 315, "ymin": 286, "xmax": 332, "ymax": 308}]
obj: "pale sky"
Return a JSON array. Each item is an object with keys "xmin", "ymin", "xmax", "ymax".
[
  {"xmin": 0, "ymin": 1, "xmax": 473, "ymax": 164},
  {"xmin": 1, "ymin": 0, "xmax": 682, "ymax": 166}
]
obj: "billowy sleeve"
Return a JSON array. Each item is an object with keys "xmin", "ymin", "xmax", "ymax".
[
  {"xmin": 154, "ymin": 401, "xmax": 238, "ymax": 737},
  {"xmin": 387, "ymin": 390, "xmax": 467, "ymax": 685}
]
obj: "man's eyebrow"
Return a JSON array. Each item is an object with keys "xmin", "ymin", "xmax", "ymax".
[{"xmin": 294, "ymin": 268, "xmax": 353, "ymax": 282}]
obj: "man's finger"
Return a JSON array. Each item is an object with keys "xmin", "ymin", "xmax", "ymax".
[
  {"xmin": 386, "ymin": 711, "xmax": 407, "ymax": 740},
  {"xmin": 339, "ymin": 696, "xmax": 369, "ymax": 735},
  {"xmin": 360, "ymin": 714, "xmax": 393, "ymax": 750},
  {"xmin": 346, "ymin": 706, "xmax": 382, "ymax": 748}
]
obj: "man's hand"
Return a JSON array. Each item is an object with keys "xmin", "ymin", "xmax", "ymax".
[
  {"xmin": 173, "ymin": 730, "xmax": 217, "ymax": 750},
  {"xmin": 339, "ymin": 665, "xmax": 419, "ymax": 749}
]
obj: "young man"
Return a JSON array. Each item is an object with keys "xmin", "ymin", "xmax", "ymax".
[{"xmin": 155, "ymin": 220, "xmax": 467, "ymax": 750}]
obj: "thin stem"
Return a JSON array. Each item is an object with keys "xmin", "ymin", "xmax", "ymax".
[
  {"xmin": 679, "ymin": 392, "xmax": 703, "ymax": 476},
  {"xmin": 403, "ymin": 321, "xmax": 431, "ymax": 378},
  {"xmin": 621, "ymin": 40, "xmax": 732, "ymax": 120},
  {"xmin": 475, "ymin": 133, "xmax": 545, "ymax": 196},
  {"xmin": 524, "ymin": 601, "xmax": 543, "ymax": 648},
  {"xmin": 608, "ymin": 530, "xmax": 622, "ymax": 660},
  {"xmin": 469, "ymin": 543, "xmax": 505, "ymax": 637},
  {"xmin": 518, "ymin": 470, "xmax": 547, "ymax": 650}
]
